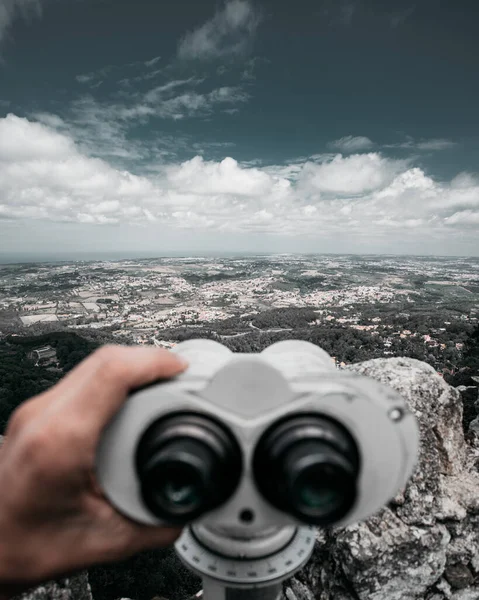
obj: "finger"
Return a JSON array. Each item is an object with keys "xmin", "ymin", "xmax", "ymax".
[
  {"xmin": 127, "ymin": 525, "xmax": 184, "ymax": 554},
  {"xmin": 51, "ymin": 345, "xmax": 188, "ymax": 431},
  {"xmin": 5, "ymin": 389, "xmax": 57, "ymax": 438}
]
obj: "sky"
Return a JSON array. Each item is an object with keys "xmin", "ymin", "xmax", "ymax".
[{"xmin": 0, "ymin": 0, "xmax": 479, "ymax": 260}]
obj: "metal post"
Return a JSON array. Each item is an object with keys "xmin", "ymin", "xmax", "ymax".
[{"xmin": 201, "ymin": 578, "xmax": 283, "ymax": 600}]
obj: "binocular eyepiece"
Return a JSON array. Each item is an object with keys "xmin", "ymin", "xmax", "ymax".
[
  {"xmin": 135, "ymin": 410, "xmax": 360, "ymax": 526},
  {"xmin": 135, "ymin": 412, "xmax": 242, "ymax": 524}
]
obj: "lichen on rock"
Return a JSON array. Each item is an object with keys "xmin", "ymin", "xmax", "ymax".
[{"xmin": 13, "ymin": 573, "xmax": 93, "ymax": 600}]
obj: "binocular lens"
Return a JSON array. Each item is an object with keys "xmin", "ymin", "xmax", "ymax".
[
  {"xmin": 157, "ymin": 461, "xmax": 202, "ymax": 508},
  {"xmin": 135, "ymin": 413, "xmax": 242, "ymax": 523},
  {"xmin": 298, "ymin": 470, "xmax": 341, "ymax": 509},
  {"xmin": 300, "ymin": 482, "xmax": 339, "ymax": 510},
  {"xmin": 253, "ymin": 415, "xmax": 360, "ymax": 525}
]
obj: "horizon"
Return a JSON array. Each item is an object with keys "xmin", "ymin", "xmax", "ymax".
[{"xmin": 1, "ymin": 249, "xmax": 478, "ymax": 267}]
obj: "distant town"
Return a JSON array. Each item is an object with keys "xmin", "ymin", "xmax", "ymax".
[{"xmin": 0, "ymin": 254, "xmax": 477, "ymax": 379}]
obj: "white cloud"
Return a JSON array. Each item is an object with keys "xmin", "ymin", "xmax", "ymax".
[
  {"xmin": 0, "ymin": 114, "xmax": 73, "ymax": 160},
  {"xmin": 415, "ymin": 139, "xmax": 457, "ymax": 151},
  {"xmin": 385, "ymin": 137, "xmax": 457, "ymax": 151},
  {"xmin": 0, "ymin": 114, "xmax": 160, "ymax": 223},
  {"xmin": 30, "ymin": 79, "xmax": 249, "ymax": 164},
  {"xmin": 300, "ymin": 153, "xmax": 406, "ymax": 196},
  {"xmin": 241, "ymin": 56, "xmax": 267, "ymax": 80},
  {"xmin": 164, "ymin": 156, "xmax": 274, "ymax": 196},
  {"xmin": 143, "ymin": 78, "xmax": 201, "ymax": 103},
  {"xmin": 73, "ymin": 81, "xmax": 247, "ymax": 127},
  {"xmin": 329, "ymin": 136, "xmax": 374, "ymax": 152},
  {"xmin": 178, "ymin": 0, "xmax": 260, "ymax": 60},
  {"xmin": 144, "ymin": 55, "xmax": 161, "ymax": 68},
  {"xmin": 445, "ymin": 210, "xmax": 479, "ymax": 227},
  {"xmin": 76, "ymin": 74, "xmax": 95, "ymax": 84},
  {"xmin": 0, "ymin": 0, "xmax": 42, "ymax": 47},
  {"xmin": 76, "ymin": 56, "xmax": 164, "ymax": 88},
  {"xmin": 1, "ymin": 115, "xmax": 478, "ymax": 248},
  {"xmin": 114, "ymin": 84, "xmax": 248, "ymax": 121}
]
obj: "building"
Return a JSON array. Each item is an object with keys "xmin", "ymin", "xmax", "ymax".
[{"xmin": 28, "ymin": 345, "xmax": 58, "ymax": 367}]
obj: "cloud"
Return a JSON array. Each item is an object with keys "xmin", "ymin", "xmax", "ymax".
[
  {"xmin": 33, "ymin": 99, "xmax": 147, "ymax": 163},
  {"xmin": 445, "ymin": 210, "xmax": 479, "ymax": 227},
  {"xmin": 142, "ymin": 85, "xmax": 249, "ymax": 120},
  {"xmin": 143, "ymin": 78, "xmax": 204, "ymax": 103},
  {"xmin": 76, "ymin": 55, "xmax": 164, "ymax": 88},
  {"xmin": 80, "ymin": 84, "xmax": 248, "ymax": 124},
  {"xmin": 241, "ymin": 56, "xmax": 268, "ymax": 80},
  {"xmin": 383, "ymin": 136, "xmax": 458, "ymax": 151},
  {"xmin": 76, "ymin": 74, "xmax": 95, "ymax": 84},
  {"xmin": 329, "ymin": 135, "xmax": 375, "ymax": 152},
  {"xmin": 164, "ymin": 155, "xmax": 274, "ymax": 197},
  {"xmin": 1, "ymin": 115, "xmax": 478, "ymax": 247},
  {"xmin": 0, "ymin": 0, "xmax": 42, "ymax": 48},
  {"xmin": 385, "ymin": 137, "xmax": 457, "ymax": 151},
  {"xmin": 75, "ymin": 65, "xmax": 117, "ymax": 88},
  {"xmin": 178, "ymin": 0, "xmax": 260, "ymax": 60},
  {"xmin": 299, "ymin": 153, "xmax": 407, "ymax": 196},
  {"xmin": 31, "ymin": 78, "xmax": 249, "ymax": 165},
  {"xmin": 144, "ymin": 55, "xmax": 161, "ymax": 68},
  {"xmin": 416, "ymin": 139, "xmax": 457, "ymax": 151}
]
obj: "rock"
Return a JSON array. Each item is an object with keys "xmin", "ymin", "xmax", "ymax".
[
  {"xmin": 280, "ymin": 358, "xmax": 479, "ymax": 600},
  {"xmin": 283, "ymin": 579, "xmax": 315, "ymax": 600},
  {"xmin": 469, "ymin": 417, "xmax": 479, "ymax": 438},
  {"xmin": 445, "ymin": 564, "xmax": 474, "ymax": 589},
  {"xmin": 451, "ymin": 590, "xmax": 479, "ymax": 600},
  {"xmin": 13, "ymin": 573, "xmax": 92, "ymax": 600},
  {"xmin": 457, "ymin": 386, "xmax": 479, "ymax": 433}
]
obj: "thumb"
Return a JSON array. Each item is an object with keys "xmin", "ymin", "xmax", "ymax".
[
  {"xmin": 128, "ymin": 523, "xmax": 184, "ymax": 553},
  {"xmin": 53, "ymin": 345, "xmax": 189, "ymax": 430}
]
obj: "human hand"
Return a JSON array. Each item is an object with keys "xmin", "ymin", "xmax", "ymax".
[{"xmin": 0, "ymin": 345, "xmax": 188, "ymax": 598}]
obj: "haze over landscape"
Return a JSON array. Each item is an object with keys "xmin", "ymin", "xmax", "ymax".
[{"xmin": 1, "ymin": 0, "xmax": 478, "ymax": 259}]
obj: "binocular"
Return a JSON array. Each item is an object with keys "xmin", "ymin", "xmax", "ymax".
[{"xmin": 96, "ymin": 339, "xmax": 419, "ymax": 532}]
